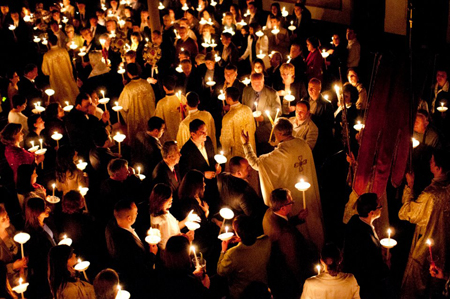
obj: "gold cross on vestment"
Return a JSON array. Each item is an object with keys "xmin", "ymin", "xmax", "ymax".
[{"xmin": 294, "ymin": 155, "xmax": 307, "ymax": 172}]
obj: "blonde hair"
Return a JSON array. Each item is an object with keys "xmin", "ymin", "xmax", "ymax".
[{"xmin": 280, "ymin": 63, "xmax": 295, "ymax": 77}]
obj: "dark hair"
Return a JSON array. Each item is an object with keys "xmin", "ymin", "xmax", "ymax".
[
  {"xmin": 62, "ymin": 190, "xmax": 84, "ymax": 214},
  {"xmin": 307, "ymin": 36, "xmax": 320, "ymax": 49},
  {"xmin": 343, "ymin": 83, "xmax": 359, "ymax": 104},
  {"xmin": 356, "ymin": 193, "xmax": 378, "ymax": 217},
  {"xmin": 147, "ymin": 116, "xmax": 165, "ymax": 131},
  {"xmin": 270, "ymin": 188, "xmax": 290, "ymax": 211},
  {"xmin": 162, "ymin": 141, "xmax": 178, "ymax": 159},
  {"xmin": 433, "ymin": 149, "xmax": 450, "ymax": 173},
  {"xmin": 229, "ymin": 156, "xmax": 246, "ymax": 174},
  {"xmin": 178, "ymin": 170, "xmax": 204, "ymax": 200},
  {"xmin": 221, "ymin": 32, "xmax": 232, "ymax": 39},
  {"xmin": 55, "ymin": 145, "xmax": 77, "ymax": 183},
  {"xmin": 150, "ymin": 184, "xmax": 173, "ymax": 216},
  {"xmin": 162, "ymin": 76, "xmax": 177, "ymax": 90},
  {"xmin": 126, "ymin": 63, "xmax": 139, "ymax": 77},
  {"xmin": 125, "ymin": 50, "xmax": 136, "ymax": 59},
  {"xmin": 253, "ymin": 58, "xmax": 266, "ymax": 72},
  {"xmin": 0, "ymin": 123, "xmax": 22, "ymax": 146},
  {"xmin": 346, "ymin": 67, "xmax": 359, "ymax": 78},
  {"xmin": 270, "ymin": 3, "xmax": 281, "ymax": 16},
  {"xmin": 25, "ymin": 197, "xmax": 47, "ymax": 230},
  {"xmin": 233, "ymin": 215, "xmax": 257, "ymax": 246},
  {"xmin": 226, "ymin": 87, "xmax": 240, "ymax": 103},
  {"xmin": 189, "ymin": 119, "xmax": 205, "ymax": 133},
  {"xmin": 321, "ymin": 243, "xmax": 342, "ymax": 273},
  {"xmin": 48, "ymin": 33, "xmax": 58, "ymax": 45},
  {"xmin": 27, "ymin": 114, "xmax": 42, "ymax": 133},
  {"xmin": 163, "ymin": 235, "xmax": 190, "ymax": 270},
  {"xmin": 107, "ymin": 158, "xmax": 128, "ymax": 177},
  {"xmin": 12, "ymin": 94, "xmax": 27, "ymax": 108},
  {"xmin": 48, "ymin": 245, "xmax": 76, "ymax": 297},
  {"xmin": 186, "ymin": 92, "xmax": 200, "ymax": 108},
  {"xmin": 225, "ymin": 64, "xmax": 238, "ymax": 72},
  {"xmin": 113, "ymin": 199, "xmax": 135, "ymax": 220},
  {"xmin": 44, "ymin": 103, "xmax": 61, "ymax": 120},
  {"xmin": 75, "ymin": 92, "xmax": 90, "ymax": 106},
  {"xmin": 94, "ymin": 268, "xmax": 119, "ymax": 299},
  {"xmin": 296, "ymin": 100, "xmax": 310, "ymax": 111},
  {"xmin": 16, "ymin": 164, "xmax": 36, "ymax": 195},
  {"xmin": 269, "ymin": 14, "xmax": 280, "ymax": 22},
  {"xmin": 274, "ymin": 118, "xmax": 293, "ymax": 136},
  {"xmin": 24, "ymin": 63, "xmax": 38, "ymax": 75}
]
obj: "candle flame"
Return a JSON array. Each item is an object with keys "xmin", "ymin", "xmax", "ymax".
[
  {"xmin": 63, "ymin": 234, "xmax": 67, "ymax": 239},
  {"xmin": 225, "ymin": 226, "xmax": 228, "ymax": 233},
  {"xmin": 426, "ymin": 239, "xmax": 432, "ymax": 246},
  {"xmin": 19, "ymin": 277, "xmax": 23, "ymax": 284},
  {"xmin": 77, "ymin": 258, "xmax": 81, "ymax": 263},
  {"xmin": 52, "ymin": 183, "xmax": 56, "ymax": 188},
  {"xmin": 220, "ymin": 151, "xmax": 224, "ymax": 155},
  {"xmin": 387, "ymin": 228, "xmax": 391, "ymax": 235}
]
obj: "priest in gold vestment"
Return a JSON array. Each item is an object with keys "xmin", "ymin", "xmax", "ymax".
[
  {"xmin": 118, "ymin": 63, "xmax": 155, "ymax": 146},
  {"xmin": 220, "ymin": 87, "xmax": 256, "ymax": 161},
  {"xmin": 176, "ymin": 92, "xmax": 216, "ymax": 149},
  {"xmin": 399, "ymin": 152, "xmax": 450, "ymax": 299},
  {"xmin": 41, "ymin": 34, "xmax": 79, "ymax": 105}
]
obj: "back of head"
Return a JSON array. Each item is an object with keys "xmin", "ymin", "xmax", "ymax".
[
  {"xmin": 62, "ymin": 190, "xmax": 83, "ymax": 214},
  {"xmin": 274, "ymin": 118, "xmax": 293, "ymax": 137},
  {"xmin": 75, "ymin": 92, "xmax": 90, "ymax": 106},
  {"xmin": 433, "ymin": 148, "xmax": 450, "ymax": 173},
  {"xmin": 229, "ymin": 156, "xmax": 246, "ymax": 174},
  {"xmin": 356, "ymin": 193, "xmax": 378, "ymax": 217},
  {"xmin": 0, "ymin": 123, "xmax": 22, "ymax": 146},
  {"xmin": 25, "ymin": 197, "xmax": 46, "ymax": 229},
  {"xmin": 126, "ymin": 63, "xmax": 139, "ymax": 77},
  {"xmin": 113, "ymin": 199, "xmax": 134, "ymax": 220},
  {"xmin": 48, "ymin": 245, "xmax": 74, "ymax": 297},
  {"xmin": 147, "ymin": 116, "xmax": 165, "ymax": 132},
  {"xmin": 270, "ymin": 188, "xmax": 290, "ymax": 211},
  {"xmin": 24, "ymin": 63, "xmax": 37, "ymax": 75},
  {"xmin": 107, "ymin": 158, "xmax": 128, "ymax": 178},
  {"xmin": 186, "ymin": 91, "xmax": 199, "ymax": 108},
  {"xmin": 12, "ymin": 94, "xmax": 27, "ymax": 108},
  {"xmin": 162, "ymin": 75, "xmax": 177, "ymax": 91},
  {"xmin": 226, "ymin": 87, "xmax": 240, "ymax": 103},
  {"xmin": 163, "ymin": 235, "xmax": 190, "ymax": 270},
  {"xmin": 189, "ymin": 119, "xmax": 205, "ymax": 133},
  {"xmin": 233, "ymin": 215, "xmax": 258, "ymax": 246},
  {"xmin": 178, "ymin": 169, "xmax": 204, "ymax": 199},
  {"xmin": 342, "ymin": 83, "xmax": 358, "ymax": 104},
  {"xmin": 94, "ymin": 268, "xmax": 119, "ymax": 299},
  {"xmin": 48, "ymin": 33, "xmax": 58, "ymax": 46},
  {"xmin": 321, "ymin": 243, "xmax": 342, "ymax": 273}
]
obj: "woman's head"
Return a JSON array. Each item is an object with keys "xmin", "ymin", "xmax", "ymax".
[
  {"xmin": 306, "ymin": 36, "xmax": 320, "ymax": 51},
  {"xmin": 94, "ymin": 268, "xmax": 120, "ymax": 299},
  {"xmin": 343, "ymin": 82, "xmax": 359, "ymax": 104},
  {"xmin": 27, "ymin": 114, "xmax": 45, "ymax": 134},
  {"xmin": 25, "ymin": 197, "xmax": 49, "ymax": 229},
  {"xmin": 16, "ymin": 163, "xmax": 37, "ymax": 195},
  {"xmin": 163, "ymin": 235, "xmax": 191, "ymax": 270},
  {"xmin": 320, "ymin": 243, "xmax": 342, "ymax": 275},
  {"xmin": 62, "ymin": 190, "xmax": 85, "ymax": 214},
  {"xmin": 280, "ymin": 63, "xmax": 295, "ymax": 84},
  {"xmin": 178, "ymin": 170, "xmax": 205, "ymax": 199},
  {"xmin": 270, "ymin": 3, "xmax": 280, "ymax": 16},
  {"xmin": 0, "ymin": 123, "xmax": 23, "ymax": 146},
  {"xmin": 347, "ymin": 68, "xmax": 359, "ymax": 86},
  {"xmin": 0, "ymin": 205, "xmax": 10, "ymax": 231},
  {"xmin": 45, "ymin": 103, "xmax": 64, "ymax": 120},
  {"xmin": 48, "ymin": 245, "xmax": 76, "ymax": 297},
  {"xmin": 55, "ymin": 145, "xmax": 77, "ymax": 182},
  {"xmin": 252, "ymin": 59, "xmax": 265, "ymax": 74},
  {"xmin": 149, "ymin": 184, "xmax": 173, "ymax": 216}
]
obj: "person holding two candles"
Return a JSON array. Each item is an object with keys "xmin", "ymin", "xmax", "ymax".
[{"xmin": 399, "ymin": 150, "xmax": 450, "ymax": 299}]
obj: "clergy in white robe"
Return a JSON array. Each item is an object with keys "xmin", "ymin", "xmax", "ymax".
[
  {"xmin": 220, "ymin": 87, "xmax": 256, "ymax": 161},
  {"xmin": 118, "ymin": 64, "xmax": 155, "ymax": 146},
  {"xmin": 41, "ymin": 38, "xmax": 79, "ymax": 105},
  {"xmin": 242, "ymin": 118, "xmax": 324, "ymax": 250}
]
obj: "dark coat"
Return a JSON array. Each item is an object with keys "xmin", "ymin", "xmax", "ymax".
[{"xmin": 179, "ymin": 137, "xmax": 216, "ymax": 178}]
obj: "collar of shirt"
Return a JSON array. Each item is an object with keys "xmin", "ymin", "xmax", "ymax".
[
  {"xmin": 230, "ymin": 102, "xmax": 240, "ymax": 108},
  {"xmin": 191, "ymin": 137, "xmax": 205, "ymax": 149},
  {"xmin": 165, "ymin": 161, "xmax": 175, "ymax": 172},
  {"xmin": 274, "ymin": 212, "xmax": 288, "ymax": 221},
  {"xmin": 188, "ymin": 108, "xmax": 198, "ymax": 114}
]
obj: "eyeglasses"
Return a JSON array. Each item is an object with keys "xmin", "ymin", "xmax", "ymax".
[{"xmin": 281, "ymin": 201, "xmax": 294, "ymax": 207}]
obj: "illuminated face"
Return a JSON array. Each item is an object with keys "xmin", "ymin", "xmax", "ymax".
[
  {"xmin": 152, "ymin": 33, "xmax": 162, "ymax": 45},
  {"xmin": 253, "ymin": 62, "xmax": 264, "ymax": 74},
  {"xmin": 163, "ymin": 197, "xmax": 173, "ymax": 212},
  {"xmin": 290, "ymin": 45, "xmax": 301, "ymax": 58},
  {"xmin": 414, "ymin": 114, "xmax": 427, "ymax": 134},
  {"xmin": 270, "ymin": 18, "xmax": 279, "ymax": 29},
  {"xmin": 224, "ymin": 15, "xmax": 233, "ymax": 26},
  {"xmin": 347, "ymin": 70, "xmax": 358, "ymax": 85},
  {"xmin": 271, "ymin": 5, "xmax": 278, "ymax": 15},
  {"xmin": 294, "ymin": 6, "xmax": 302, "ymax": 17},
  {"xmin": 181, "ymin": 63, "xmax": 192, "ymax": 75},
  {"xmin": 205, "ymin": 60, "xmax": 215, "ymax": 70},
  {"xmin": 239, "ymin": 160, "xmax": 251, "ymax": 178},
  {"xmin": 281, "ymin": 70, "xmax": 294, "ymax": 84},
  {"xmin": 221, "ymin": 36, "xmax": 231, "ymax": 47},
  {"xmin": 296, "ymin": 103, "xmax": 309, "ymax": 121},
  {"xmin": 332, "ymin": 34, "xmax": 340, "ymax": 46},
  {"xmin": 308, "ymin": 82, "xmax": 321, "ymax": 100},
  {"xmin": 157, "ymin": 124, "xmax": 166, "ymax": 139},
  {"xmin": 306, "ymin": 41, "xmax": 313, "ymax": 52},
  {"xmin": 77, "ymin": 98, "xmax": 93, "ymax": 114},
  {"xmin": 35, "ymin": 117, "xmax": 45, "ymax": 131},
  {"xmin": 251, "ymin": 77, "xmax": 264, "ymax": 92},
  {"xmin": 224, "ymin": 69, "xmax": 237, "ymax": 83},
  {"xmin": 191, "ymin": 124, "xmax": 208, "ymax": 143},
  {"xmin": 436, "ymin": 71, "xmax": 448, "ymax": 87},
  {"xmin": 106, "ymin": 21, "xmax": 116, "ymax": 33},
  {"xmin": 346, "ymin": 28, "xmax": 356, "ymax": 41}
]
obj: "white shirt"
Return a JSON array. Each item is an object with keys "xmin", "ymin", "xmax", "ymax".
[
  {"xmin": 151, "ymin": 212, "xmax": 180, "ymax": 249},
  {"xmin": 301, "ymin": 272, "xmax": 361, "ymax": 299}
]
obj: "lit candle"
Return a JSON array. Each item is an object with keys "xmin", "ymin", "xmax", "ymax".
[
  {"xmin": 426, "ymin": 239, "xmax": 434, "ymax": 265},
  {"xmin": 31, "ymin": 141, "xmax": 34, "ymax": 148},
  {"xmin": 295, "ymin": 178, "xmax": 311, "ymax": 209},
  {"xmin": 52, "ymin": 183, "xmax": 55, "ymax": 196},
  {"xmin": 39, "ymin": 138, "xmax": 43, "ymax": 150},
  {"xmin": 316, "ymin": 264, "xmax": 321, "ymax": 275},
  {"xmin": 388, "ymin": 228, "xmax": 391, "ymax": 243},
  {"xmin": 265, "ymin": 110, "xmax": 274, "ymax": 126},
  {"xmin": 191, "ymin": 246, "xmax": 200, "ymax": 268},
  {"xmin": 334, "ymin": 85, "xmax": 340, "ymax": 103},
  {"xmin": 137, "ymin": 166, "xmax": 141, "ymax": 176},
  {"xmin": 101, "ymin": 90, "xmax": 105, "ymax": 99},
  {"xmin": 274, "ymin": 108, "xmax": 280, "ymax": 122}
]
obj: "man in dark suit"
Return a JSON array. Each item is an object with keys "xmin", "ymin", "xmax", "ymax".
[
  {"xmin": 242, "ymin": 73, "xmax": 281, "ymax": 154},
  {"xmin": 303, "ymin": 78, "xmax": 334, "ymax": 165},
  {"xmin": 289, "ymin": 3, "xmax": 312, "ymax": 44},
  {"xmin": 219, "ymin": 32, "xmax": 239, "ymax": 68},
  {"xmin": 342, "ymin": 193, "xmax": 390, "ymax": 299},
  {"xmin": 65, "ymin": 92, "xmax": 110, "ymax": 160},
  {"xmin": 89, "ymin": 14, "xmax": 107, "ymax": 48},
  {"xmin": 152, "ymin": 141, "xmax": 181, "ymax": 193},
  {"xmin": 262, "ymin": 188, "xmax": 311, "ymax": 299},
  {"xmin": 217, "ymin": 156, "xmax": 266, "ymax": 230},
  {"xmin": 105, "ymin": 200, "xmax": 157, "ymax": 298},
  {"xmin": 244, "ymin": 1, "xmax": 265, "ymax": 26},
  {"xmin": 179, "ymin": 119, "xmax": 221, "ymax": 211},
  {"xmin": 134, "ymin": 116, "xmax": 165, "ymax": 177},
  {"xmin": 18, "ymin": 64, "xmax": 42, "ymax": 106},
  {"xmin": 176, "ymin": 59, "xmax": 203, "ymax": 96}
]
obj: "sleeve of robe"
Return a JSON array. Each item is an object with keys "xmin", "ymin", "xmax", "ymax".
[{"xmin": 398, "ymin": 185, "xmax": 434, "ymax": 227}]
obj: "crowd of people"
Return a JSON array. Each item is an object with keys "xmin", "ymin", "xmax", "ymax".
[{"xmin": 0, "ymin": 0, "xmax": 449, "ymax": 298}]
